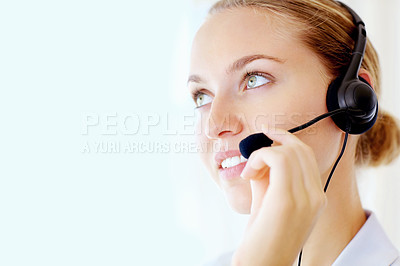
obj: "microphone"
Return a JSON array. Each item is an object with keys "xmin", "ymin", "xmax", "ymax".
[{"xmin": 239, "ymin": 108, "xmax": 363, "ymax": 159}]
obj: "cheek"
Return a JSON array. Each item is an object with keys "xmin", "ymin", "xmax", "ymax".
[
  {"xmin": 249, "ymin": 82, "xmax": 343, "ymax": 175},
  {"xmin": 290, "ymin": 91, "xmax": 344, "ymax": 174},
  {"xmin": 195, "ymin": 116, "xmax": 220, "ymax": 185},
  {"xmin": 298, "ymin": 118, "xmax": 343, "ymax": 175}
]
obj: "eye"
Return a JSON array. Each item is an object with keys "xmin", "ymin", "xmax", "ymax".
[
  {"xmin": 194, "ymin": 92, "xmax": 213, "ymax": 108},
  {"xmin": 246, "ymin": 74, "xmax": 271, "ymax": 89}
]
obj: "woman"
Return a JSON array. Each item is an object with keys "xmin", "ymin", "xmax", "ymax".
[{"xmin": 187, "ymin": 0, "xmax": 400, "ymax": 265}]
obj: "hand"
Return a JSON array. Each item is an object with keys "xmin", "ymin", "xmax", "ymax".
[{"xmin": 232, "ymin": 127, "xmax": 327, "ymax": 266}]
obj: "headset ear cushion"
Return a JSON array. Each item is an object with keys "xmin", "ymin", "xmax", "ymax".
[
  {"xmin": 357, "ymin": 101, "xmax": 378, "ymax": 133},
  {"xmin": 326, "ymin": 76, "xmax": 378, "ymax": 134},
  {"xmin": 352, "ymin": 76, "xmax": 379, "ymax": 134}
]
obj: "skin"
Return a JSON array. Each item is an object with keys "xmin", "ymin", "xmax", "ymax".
[{"xmin": 188, "ymin": 7, "xmax": 371, "ymax": 266}]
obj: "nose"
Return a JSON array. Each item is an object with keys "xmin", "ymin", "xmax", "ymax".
[{"xmin": 204, "ymin": 95, "xmax": 244, "ymax": 139}]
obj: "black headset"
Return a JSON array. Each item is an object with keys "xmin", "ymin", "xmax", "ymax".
[
  {"xmin": 239, "ymin": 1, "xmax": 379, "ymax": 159},
  {"xmin": 326, "ymin": 1, "xmax": 378, "ymax": 134}
]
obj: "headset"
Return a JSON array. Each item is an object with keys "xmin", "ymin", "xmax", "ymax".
[
  {"xmin": 239, "ymin": 1, "xmax": 378, "ymax": 159},
  {"xmin": 326, "ymin": 1, "xmax": 378, "ymax": 134}
]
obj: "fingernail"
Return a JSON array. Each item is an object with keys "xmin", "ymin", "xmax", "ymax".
[{"xmin": 240, "ymin": 167, "xmax": 249, "ymax": 180}]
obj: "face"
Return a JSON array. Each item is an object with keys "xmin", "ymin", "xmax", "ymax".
[{"xmin": 188, "ymin": 7, "xmax": 344, "ymax": 214}]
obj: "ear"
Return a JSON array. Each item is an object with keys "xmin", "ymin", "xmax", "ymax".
[{"xmin": 358, "ymin": 68, "xmax": 374, "ymax": 89}]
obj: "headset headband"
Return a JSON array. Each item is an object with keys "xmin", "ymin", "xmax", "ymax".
[{"xmin": 337, "ymin": 1, "xmax": 367, "ymax": 83}]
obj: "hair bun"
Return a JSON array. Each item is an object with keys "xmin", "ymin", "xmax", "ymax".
[{"xmin": 356, "ymin": 110, "xmax": 400, "ymax": 166}]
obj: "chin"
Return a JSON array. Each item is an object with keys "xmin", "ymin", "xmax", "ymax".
[{"xmin": 222, "ymin": 183, "xmax": 252, "ymax": 214}]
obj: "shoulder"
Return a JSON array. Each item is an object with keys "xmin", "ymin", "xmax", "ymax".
[{"xmin": 333, "ymin": 210, "xmax": 399, "ymax": 266}]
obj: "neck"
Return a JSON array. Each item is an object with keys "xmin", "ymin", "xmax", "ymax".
[{"xmin": 297, "ymin": 141, "xmax": 366, "ymax": 266}]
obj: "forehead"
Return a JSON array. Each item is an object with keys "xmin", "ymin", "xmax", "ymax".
[
  {"xmin": 201, "ymin": 7, "xmax": 296, "ymax": 41},
  {"xmin": 190, "ymin": 7, "xmax": 312, "ymax": 73}
]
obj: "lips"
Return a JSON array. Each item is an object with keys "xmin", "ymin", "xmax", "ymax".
[
  {"xmin": 215, "ymin": 150, "xmax": 248, "ymax": 181},
  {"xmin": 215, "ymin": 150, "xmax": 245, "ymax": 169}
]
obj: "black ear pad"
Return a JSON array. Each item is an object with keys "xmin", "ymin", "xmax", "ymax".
[{"xmin": 326, "ymin": 76, "xmax": 378, "ymax": 134}]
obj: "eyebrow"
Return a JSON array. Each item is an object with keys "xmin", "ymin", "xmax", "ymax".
[
  {"xmin": 187, "ymin": 54, "xmax": 285, "ymax": 84},
  {"xmin": 228, "ymin": 54, "xmax": 285, "ymax": 74}
]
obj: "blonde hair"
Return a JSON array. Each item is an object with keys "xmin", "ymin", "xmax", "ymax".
[{"xmin": 209, "ymin": 0, "xmax": 400, "ymax": 167}]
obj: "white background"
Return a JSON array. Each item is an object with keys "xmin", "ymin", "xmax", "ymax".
[{"xmin": 0, "ymin": 0, "xmax": 399, "ymax": 265}]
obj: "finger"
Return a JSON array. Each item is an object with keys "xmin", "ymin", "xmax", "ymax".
[
  {"xmin": 240, "ymin": 147, "xmax": 276, "ymax": 181},
  {"xmin": 240, "ymin": 160, "xmax": 269, "ymax": 181},
  {"xmin": 249, "ymin": 167, "xmax": 269, "ymax": 215},
  {"xmin": 243, "ymin": 146, "xmax": 304, "ymax": 194},
  {"xmin": 242, "ymin": 128, "xmax": 323, "ymax": 218}
]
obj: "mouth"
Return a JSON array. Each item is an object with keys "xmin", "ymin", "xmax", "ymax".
[{"xmin": 215, "ymin": 150, "xmax": 248, "ymax": 172}]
